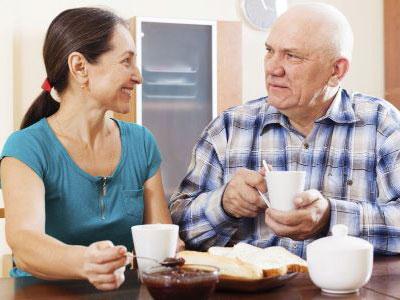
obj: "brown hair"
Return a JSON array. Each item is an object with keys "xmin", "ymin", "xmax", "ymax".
[{"xmin": 20, "ymin": 7, "xmax": 126, "ymax": 129}]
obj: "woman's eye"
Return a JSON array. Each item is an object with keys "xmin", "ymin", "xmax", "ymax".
[{"xmin": 122, "ymin": 58, "xmax": 130, "ymax": 65}]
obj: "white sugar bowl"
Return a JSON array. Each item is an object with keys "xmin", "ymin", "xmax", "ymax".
[{"xmin": 306, "ymin": 224, "xmax": 373, "ymax": 294}]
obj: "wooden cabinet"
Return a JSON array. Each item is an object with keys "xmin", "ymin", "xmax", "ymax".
[{"xmin": 384, "ymin": 0, "xmax": 400, "ymax": 107}]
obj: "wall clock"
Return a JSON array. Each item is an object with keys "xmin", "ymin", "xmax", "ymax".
[{"xmin": 241, "ymin": 0, "xmax": 287, "ymax": 31}]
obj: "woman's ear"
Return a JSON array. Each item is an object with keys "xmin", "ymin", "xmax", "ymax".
[
  {"xmin": 328, "ymin": 57, "xmax": 350, "ymax": 87},
  {"xmin": 67, "ymin": 52, "xmax": 88, "ymax": 87}
]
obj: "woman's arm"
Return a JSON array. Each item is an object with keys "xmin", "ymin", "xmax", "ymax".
[
  {"xmin": 1, "ymin": 157, "xmax": 86, "ymax": 279},
  {"xmin": 1, "ymin": 157, "xmax": 128, "ymax": 290},
  {"xmin": 143, "ymin": 169, "xmax": 172, "ymax": 224}
]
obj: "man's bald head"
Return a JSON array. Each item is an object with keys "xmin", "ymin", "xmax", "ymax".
[
  {"xmin": 272, "ymin": 3, "xmax": 353, "ymax": 61},
  {"xmin": 264, "ymin": 3, "xmax": 353, "ymax": 116}
]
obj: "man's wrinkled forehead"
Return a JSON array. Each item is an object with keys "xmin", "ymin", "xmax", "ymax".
[{"xmin": 267, "ymin": 13, "xmax": 328, "ymax": 54}]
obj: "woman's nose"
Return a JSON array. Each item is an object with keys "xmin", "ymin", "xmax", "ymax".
[{"xmin": 131, "ymin": 66, "xmax": 142, "ymax": 84}]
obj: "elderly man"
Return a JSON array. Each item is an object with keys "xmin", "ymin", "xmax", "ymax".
[{"xmin": 169, "ymin": 3, "xmax": 400, "ymax": 257}]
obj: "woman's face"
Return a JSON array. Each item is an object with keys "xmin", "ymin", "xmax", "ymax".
[{"xmin": 86, "ymin": 24, "xmax": 142, "ymax": 114}]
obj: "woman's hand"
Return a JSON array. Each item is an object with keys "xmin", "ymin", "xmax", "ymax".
[{"xmin": 82, "ymin": 241, "xmax": 130, "ymax": 291}]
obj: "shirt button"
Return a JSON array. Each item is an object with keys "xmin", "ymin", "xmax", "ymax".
[
  {"xmin": 347, "ymin": 179, "xmax": 353, "ymax": 186},
  {"xmin": 293, "ymin": 244, "xmax": 297, "ymax": 249},
  {"xmin": 303, "ymin": 143, "xmax": 309, "ymax": 149}
]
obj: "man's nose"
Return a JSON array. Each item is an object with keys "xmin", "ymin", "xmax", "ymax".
[
  {"xmin": 131, "ymin": 66, "xmax": 142, "ymax": 84},
  {"xmin": 265, "ymin": 55, "xmax": 285, "ymax": 77}
]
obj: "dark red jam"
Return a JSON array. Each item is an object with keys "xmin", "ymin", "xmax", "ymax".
[
  {"xmin": 142, "ymin": 267, "xmax": 218, "ymax": 300},
  {"xmin": 160, "ymin": 257, "xmax": 185, "ymax": 268}
]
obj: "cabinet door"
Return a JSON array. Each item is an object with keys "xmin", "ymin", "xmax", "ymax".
[
  {"xmin": 114, "ymin": 18, "xmax": 242, "ymax": 199},
  {"xmin": 138, "ymin": 19, "xmax": 216, "ymax": 198}
]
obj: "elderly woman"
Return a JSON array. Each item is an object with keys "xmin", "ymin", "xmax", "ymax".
[{"xmin": 0, "ymin": 7, "xmax": 178, "ymax": 290}]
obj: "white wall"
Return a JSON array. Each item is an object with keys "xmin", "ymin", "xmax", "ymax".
[
  {"xmin": 0, "ymin": 1, "xmax": 14, "ymax": 277},
  {"xmin": 0, "ymin": 3, "xmax": 14, "ymax": 149},
  {"xmin": 0, "ymin": 0, "xmax": 384, "ymax": 276}
]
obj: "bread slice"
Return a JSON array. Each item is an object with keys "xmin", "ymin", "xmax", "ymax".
[
  {"xmin": 263, "ymin": 246, "xmax": 308, "ymax": 273},
  {"xmin": 177, "ymin": 250, "xmax": 263, "ymax": 280},
  {"xmin": 208, "ymin": 246, "xmax": 234, "ymax": 257},
  {"xmin": 230, "ymin": 243, "xmax": 287, "ymax": 278}
]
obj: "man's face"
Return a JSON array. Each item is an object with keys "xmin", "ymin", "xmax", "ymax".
[{"xmin": 264, "ymin": 18, "xmax": 334, "ymax": 112}]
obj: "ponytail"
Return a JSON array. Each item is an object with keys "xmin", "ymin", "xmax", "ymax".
[{"xmin": 20, "ymin": 92, "xmax": 60, "ymax": 129}]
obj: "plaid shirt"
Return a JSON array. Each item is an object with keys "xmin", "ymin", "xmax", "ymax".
[{"xmin": 170, "ymin": 89, "xmax": 400, "ymax": 258}]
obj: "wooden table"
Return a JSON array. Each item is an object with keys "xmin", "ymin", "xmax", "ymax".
[{"xmin": 0, "ymin": 256, "xmax": 399, "ymax": 299}]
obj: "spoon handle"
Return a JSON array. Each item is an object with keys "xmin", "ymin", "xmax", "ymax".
[
  {"xmin": 258, "ymin": 189, "xmax": 272, "ymax": 208},
  {"xmin": 262, "ymin": 160, "xmax": 271, "ymax": 172},
  {"xmin": 129, "ymin": 253, "xmax": 159, "ymax": 270}
]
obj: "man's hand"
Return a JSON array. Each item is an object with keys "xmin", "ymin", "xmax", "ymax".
[
  {"xmin": 222, "ymin": 168, "xmax": 267, "ymax": 218},
  {"xmin": 176, "ymin": 238, "xmax": 185, "ymax": 252},
  {"xmin": 264, "ymin": 189, "xmax": 331, "ymax": 240}
]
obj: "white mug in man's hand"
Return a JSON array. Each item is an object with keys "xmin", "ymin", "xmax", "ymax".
[{"xmin": 265, "ymin": 171, "xmax": 306, "ymax": 211}]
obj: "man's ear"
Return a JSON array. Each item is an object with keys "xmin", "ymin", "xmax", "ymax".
[
  {"xmin": 67, "ymin": 52, "xmax": 89, "ymax": 86},
  {"xmin": 328, "ymin": 57, "xmax": 349, "ymax": 87}
]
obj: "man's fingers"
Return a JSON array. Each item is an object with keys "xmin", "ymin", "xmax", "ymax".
[
  {"xmin": 265, "ymin": 211, "xmax": 299, "ymax": 237},
  {"xmin": 237, "ymin": 186, "xmax": 267, "ymax": 210},
  {"xmin": 176, "ymin": 239, "xmax": 185, "ymax": 252},
  {"xmin": 266, "ymin": 208, "xmax": 307, "ymax": 226},
  {"xmin": 237, "ymin": 168, "xmax": 266, "ymax": 191},
  {"xmin": 223, "ymin": 167, "xmax": 270, "ymax": 218},
  {"xmin": 239, "ymin": 206, "xmax": 259, "ymax": 217},
  {"xmin": 294, "ymin": 189, "xmax": 321, "ymax": 208},
  {"xmin": 227, "ymin": 201, "xmax": 258, "ymax": 218}
]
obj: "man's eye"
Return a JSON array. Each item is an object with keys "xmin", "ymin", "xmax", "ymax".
[
  {"xmin": 122, "ymin": 58, "xmax": 130, "ymax": 64},
  {"xmin": 287, "ymin": 53, "xmax": 300, "ymax": 60},
  {"xmin": 265, "ymin": 47, "xmax": 274, "ymax": 57}
]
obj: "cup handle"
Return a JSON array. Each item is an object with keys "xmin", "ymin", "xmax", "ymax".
[{"xmin": 257, "ymin": 189, "xmax": 272, "ymax": 208}]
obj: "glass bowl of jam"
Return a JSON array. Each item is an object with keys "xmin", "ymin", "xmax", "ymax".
[{"xmin": 141, "ymin": 264, "xmax": 219, "ymax": 300}]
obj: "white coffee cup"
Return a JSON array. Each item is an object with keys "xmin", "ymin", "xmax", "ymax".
[
  {"xmin": 131, "ymin": 224, "xmax": 179, "ymax": 273},
  {"xmin": 264, "ymin": 171, "xmax": 306, "ymax": 211}
]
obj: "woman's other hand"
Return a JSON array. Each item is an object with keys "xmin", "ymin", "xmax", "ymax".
[{"xmin": 82, "ymin": 240, "xmax": 130, "ymax": 291}]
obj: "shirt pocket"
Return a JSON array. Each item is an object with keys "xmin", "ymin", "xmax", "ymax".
[
  {"xmin": 122, "ymin": 188, "xmax": 144, "ymax": 220},
  {"xmin": 322, "ymin": 151, "xmax": 375, "ymax": 202},
  {"xmin": 322, "ymin": 150, "xmax": 348, "ymax": 200}
]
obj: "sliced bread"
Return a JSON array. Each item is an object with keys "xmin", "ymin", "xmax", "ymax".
[
  {"xmin": 262, "ymin": 246, "xmax": 308, "ymax": 273},
  {"xmin": 208, "ymin": 246, "xmax": 234, "ymax": 257},
  {"xmin": 208, "ymin": 243, "xmax": 308, "ymax": 276},
  {"xmin": 177, "ymin": 250, "xmax": 263, "ymax": 280},
  {"xmin": 230, "ymin": 243, "xmax": 288, "ymax": 278}
]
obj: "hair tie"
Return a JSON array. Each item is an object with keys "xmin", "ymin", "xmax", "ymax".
[{"xmin": 41, "ymin": 78, "xmax": 52, "ymax": 93}]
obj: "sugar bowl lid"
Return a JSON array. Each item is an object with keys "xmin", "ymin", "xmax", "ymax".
[{"xmin": 308, "ymin": 224, "xmax": 372, "ymax": 252}]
